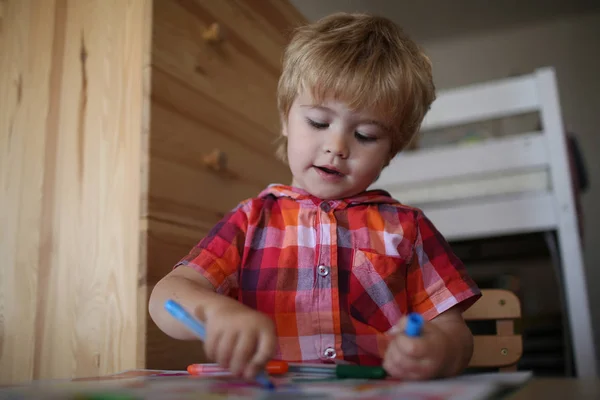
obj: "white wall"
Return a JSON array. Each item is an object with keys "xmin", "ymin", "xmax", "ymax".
[{"xmin": 421, "ymin": 12, "xmax": 600, "ymax": 361}]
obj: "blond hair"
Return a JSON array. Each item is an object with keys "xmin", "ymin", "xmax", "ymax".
[{"xmin": 276, "ymin": 12, "xmax": 436, "ymax": 163}]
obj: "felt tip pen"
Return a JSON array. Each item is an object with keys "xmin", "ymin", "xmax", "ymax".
[
  {"xmin": 190, "ymin": 362, "xmax": 386, "ymax": 380},
  {"xmin": 164, "ymin": 299, "xmax": 275, "ymax": 390},
  {"xmin": 188, "ymin": 361, "xmax": 289, "ymax": 376},
  {"xmin": 404, "ymin": 312, "xmax": 424, "ymax": 337}
]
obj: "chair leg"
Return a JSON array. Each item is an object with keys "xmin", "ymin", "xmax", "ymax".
[{"xmin": 544, "ymin": 232, "xmax": 574, "ymax": 377}]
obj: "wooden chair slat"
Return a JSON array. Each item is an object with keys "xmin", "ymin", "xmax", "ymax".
[
  {"xmin": 470, "ymin": 335, "xmax": 523, "ymax": 367},
  {"xmin": 463, "ymin": 289, "xmax": 520, "ymax": 320}
]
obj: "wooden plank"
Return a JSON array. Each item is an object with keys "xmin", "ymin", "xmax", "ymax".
[
  {"xmin": 463, "ymin": 289, "xmax": 521, "ymax": 321},
  {"xmin": 149, "ymin": 156, "xmax": 264, "ymax": 221},
  {"xmin": 151, "ymin": 68, "xmax": 284, "ymax": 164},
  {"xmin": 236, "ymin": 0, "xmax": 306, "ymax": 41},
  {"xmin": 469, "ymin": 335, "xmax": 523, "ymax": 368},
  {"xmin": 377, "ymin": 132, "xmax": 549, "ymax": 187},
  {"xmin": 0, "ymin": 0, "xmax": 57, "ymax": 384},
  {"xmin": 145, "ymin": 219, "xmax": 209, "ymax": 286},
  {"xmin": 152, "ymin": 0, "xmax": 282, "ymax": 134},
  {"xmin": 381, "ymin": 169, "xmax": 549, "ymax": 207},
  {"xmin": 422, "ymin": 73, "xmax": 540, "ymax": 131},
  {"xmin": 192, "ymin": 0, "xmax": 297, "ymax": 66},
  {"xmin": 412, "ymin": 193, "xmax": 558, "ymax": 242},
  {"xmin": 150, "ymin": 103, "xmax": 292, "ymax": 192},
  {"xmin": 137, "ymin": 0, "xmax": 154, "ymax": 371},
  {"xmin": 0, "ymin": 0, "xmax": 149, "ymax": 384}
]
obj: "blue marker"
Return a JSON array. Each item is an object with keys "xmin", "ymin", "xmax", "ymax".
[
  {"xmin": 404, "ymin": 312, "xmax": 424, "ymax": 337},
  {"xmin": 164, "ymin": 299, "xmax": 275, "ymax": 390}
]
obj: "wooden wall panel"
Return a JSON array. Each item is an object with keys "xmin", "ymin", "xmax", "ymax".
[
  {"xmin": 145, "ymin": 0, "xmax": 304, "ymax": 369},
  {"xmin": 0, "ymin": 0, "xmax": 151, "ymax": 384},
  {"xmin": 151, "ymin": 69, "xmax": 289, "ymax": 173}
]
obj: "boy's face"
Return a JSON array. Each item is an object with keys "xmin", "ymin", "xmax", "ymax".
[{"xmin": 282, "ymin": 90, "xmax": 392, "ymax": 199}]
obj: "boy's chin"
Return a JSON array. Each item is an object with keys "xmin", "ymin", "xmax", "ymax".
[{"xmin": 305, "ymin": 183, "xmax": 365, "ymax": 200}]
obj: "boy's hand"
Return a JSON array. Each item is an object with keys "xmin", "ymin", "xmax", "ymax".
[
  {"xmin": 202, "ymin": 298, "xmax": 276, "ymax": 380},
  {"xmin": 383, "ymin": 315, "xmax": 452, "ymax": 380}
]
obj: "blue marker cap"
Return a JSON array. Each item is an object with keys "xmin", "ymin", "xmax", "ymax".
[{"xmin": 404, "ymin": 312, "xmax": 424, "ymax": 337}]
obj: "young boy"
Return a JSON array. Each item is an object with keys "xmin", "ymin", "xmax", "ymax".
[{"xmin": 149, "ymin": 12, "xmax": 481, "ymax": 381}]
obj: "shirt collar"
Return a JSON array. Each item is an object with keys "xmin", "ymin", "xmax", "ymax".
[{"xmin": 258, "ymin": 184, "xmax": 398, "ymax": 210}]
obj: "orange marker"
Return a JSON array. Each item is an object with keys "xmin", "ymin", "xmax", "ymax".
[{"xmin": 187, "ymin": 361, "xmax": 289, "ymax": 376}]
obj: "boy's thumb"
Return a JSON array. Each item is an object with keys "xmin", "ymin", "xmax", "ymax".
[{"xmin": 387, "ymin": 315, "xmax": 408, "ymax": 335}]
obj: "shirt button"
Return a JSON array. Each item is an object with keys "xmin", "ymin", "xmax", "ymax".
[
  {"xmin": 320, "ymin": 202, "xmax": 331, "ymax": 212},
  {"xmin": 323, "ymin": 347, "xmax": 337, "ymax": 359},
  {"xmin": 317, "ymin": 265, "xmax": 330, "ymax": 277}
]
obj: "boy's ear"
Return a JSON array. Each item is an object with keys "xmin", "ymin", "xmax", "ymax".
[{"xmin": 280, "ymin": 115, "xmax": 288, "ymax": 137}]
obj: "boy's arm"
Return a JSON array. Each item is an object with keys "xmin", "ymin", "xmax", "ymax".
[
  {"xmin": 385, "ymin": 210, "xmax": 480, "ymax": 379},
  {"xmin": 430, "ymin": 307, "xmax": 474, "ymax": 377},
  {"xmin": 149, "ymin": 265, "xmax": 276, "ymax": 378},
  {"xmin": 148, "ymin": 265, "xmax": 231, "ymax": 340}
]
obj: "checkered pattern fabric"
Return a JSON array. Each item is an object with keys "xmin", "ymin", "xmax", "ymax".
[{"xmin": 176, "ymin": 184, "xmax": 480, "ymax": 365}]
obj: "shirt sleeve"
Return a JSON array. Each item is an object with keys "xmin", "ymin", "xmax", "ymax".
[
  {"xmin": 174, "ymin": 200, "xmax": 250, "ymax": 297},
  {"xmin": 406, "ymin": 210, "xmax": 481, "ymax": 320}
]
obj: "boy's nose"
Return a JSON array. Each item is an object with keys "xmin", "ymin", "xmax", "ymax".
[{"xmin": 323, "ymin": 132, "xmax": 349, "ymax": 159}]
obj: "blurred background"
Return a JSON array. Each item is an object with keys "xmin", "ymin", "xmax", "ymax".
[{"xmin": 1, "ymin": 0, "xmax": 599, "ymax": 385}]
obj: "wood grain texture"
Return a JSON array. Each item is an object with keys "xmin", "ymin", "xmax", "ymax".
[
  {"xmin": 470, "ymin": 335, "xmax": 523, "ymax": 367},
  {"xmin": 0, "ymin": 0, "xmax": 150, "ymax": 384},
  {"xmin": 463, "ymin": 289, "xmax": 521, "ymax": 320},
  {"xmin": 463, "ymin": 289, "xmax": 523, "ymax": 369},
  {"xmin": 145, "ymin": 0, "xmax": 304, "ymax": 369}
]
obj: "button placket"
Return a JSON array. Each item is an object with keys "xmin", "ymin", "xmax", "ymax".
[
  {"xmin": 317, "ymin": 265, "xmax": 330, "ymax": 277},
  {"xmin": 323, "ymin": 347, "xmax": 337, "ymax": 359},
  {"xmin": 319, "ymin": 202, "xmax": 331, "ymax": 212}
]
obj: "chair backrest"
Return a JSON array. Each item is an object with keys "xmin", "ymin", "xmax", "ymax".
[{"xmin": 463, "ymin": 289, "xmax": 523, "ymax": 371}]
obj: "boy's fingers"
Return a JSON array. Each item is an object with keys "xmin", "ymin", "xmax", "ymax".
[
  {"xmin": 384, "ymin": 348, "xmax": 432, "ymax": 380},
  {"xmin": 205, "ymin": 329, "xmax": 220, "ymax": 362},
  {"xmin": 230, "ymin": 332, "xmax": 257, "ymax": 376},
  {"xmin": 216, "ymin": 331, "xmax": 237, "ymax": 368},
  {"xmin": 383, "ymin": 345, "xmax": 404, "ymax": 376},
  {"xmin": 397, "ymin": 336, "xmax": 428, "ymax": 359},
  {"xmin": 249, "ymin": 330, "xmax": 275, "ymax": 371},
  {"xmin": 387, "ymin": 315, "xmax": 408, "ymax": 335},
  {"xmin": 383, "ymin": 360, "xmax": 404, "ymax": 378},
  {"xmin": 386, "ymin": 333, "xmax": 425, "ymax": 359}
]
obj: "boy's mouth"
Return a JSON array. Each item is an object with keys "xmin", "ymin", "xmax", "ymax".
[{"xmin": 314, "ymin": 165, "xmax": 344, "ymax": 176}]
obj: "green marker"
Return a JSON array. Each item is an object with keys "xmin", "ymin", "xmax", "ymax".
[
  {"xmin": 74, "ymin": 393, "xmax": 139, "ymax": 400},
  {"xmin": 288, "ymin": 364, "xmax": 386, "ymax": 380}
]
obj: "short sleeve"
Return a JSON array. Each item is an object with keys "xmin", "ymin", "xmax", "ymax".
[
  {"xmin": 174, "ymin": 201, "xmax": 250, "ymax": 297},
  {"xmin": 406, "ymin": 211, "xmax": 481, "ymax": 320}
]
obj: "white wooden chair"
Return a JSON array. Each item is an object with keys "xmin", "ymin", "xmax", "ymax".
[{"xmin": 374, "ymin": 67, "xmax": 596, "ymax": 378}]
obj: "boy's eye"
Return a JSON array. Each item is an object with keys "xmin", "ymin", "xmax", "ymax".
[
  {"xmin": 355, "ymin": 132, "xmax": 377, "ymax": 142},
  {"xmin": 306, "ymin": 118, "xmax": 329, "ymax": 129}
]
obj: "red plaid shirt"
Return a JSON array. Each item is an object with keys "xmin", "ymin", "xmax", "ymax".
[{"xmin": 176, "ymin": 184, "xmax": 480, "ymax": 365}]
